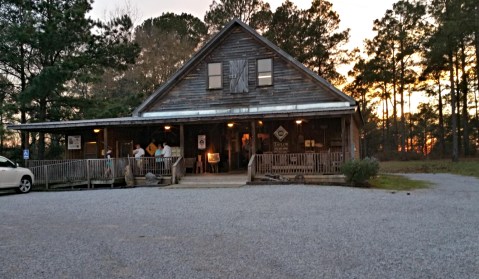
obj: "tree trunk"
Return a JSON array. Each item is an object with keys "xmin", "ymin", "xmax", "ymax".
[
  {"xmin": 399, "ymin": 44, "xmax": 406, "ymax": 159},
  {"xmin": 20, "ymin": 46, "xmax": 28, "ymax": 150},
  {"xmin": 392, "ymin": 47, "xmax": 399, "ymax": 155},
  {"xmin": 460, "ymin": 42, "xmax": 469, "ymax": 156},
  {"xmin": 437, "ymin": 75, "xmax": 446, "ymax": 158},
  {"xmin": 38, "ymin": 98, "xmax": 47, "ymax": 160},
  {"xmin": 474, "ymin": 1, "xmax": 479, "ymax": 148},
  {"xmin": 454, "ymin": 50, "xmax": 462, "ymax": 156},
  {"xmin": 449, "ymin": 50, "xmax": 459, "ymax": 162},
  {"xmin": 384, "ymin": 82, "xmax": 390, "ymax": 160}
]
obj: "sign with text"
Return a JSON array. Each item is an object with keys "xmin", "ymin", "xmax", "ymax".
[
  {"xmin": 273, "ymin": 142, "xmax": 289, "ymax": 154},
  {"xmin": 198, "ymin": 135, "xmax": 206, "ymax": 150},
  {"xmin": 273, "ymin": 126, "xmax": 288, "ymax": 142},
  {"xmin": 67, "ymin": 136, "xmax": 81, "ymax": 150}
]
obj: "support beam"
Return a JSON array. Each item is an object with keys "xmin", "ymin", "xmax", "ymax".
[
  {"xmin": 349, "ymin": 115, "xmax": 355, "ymax": 160},
  {"xmin": 341, "ymin": 116, "xmax": 347, "ymax": 161},
  {"xmin": 228, "ymin": 127, "xmax": 232, "ymax": 171},
  {"xmin": 103, "ymin": 127, "xmax": 108, "ymax": 158},
  {"xmin": 180, "ymin": 124, "xmax": 184, "ymax": 157},
  {"xmin": 251, "ymin": 120, "xmax": 256, "ymax": 156}
]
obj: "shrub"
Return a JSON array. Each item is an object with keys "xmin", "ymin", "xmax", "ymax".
[{"xmin": 341, "ymin": 157, "xmax": 379, "ymax": 186}]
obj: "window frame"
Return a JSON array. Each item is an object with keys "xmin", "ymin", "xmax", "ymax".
[
  {"xmin": 257, "ymin": 58, "xmax": 273, "ymax": 87},
  {"xmin": 208, "ymin": 62, "xmax": 223, "ymax": 89}
]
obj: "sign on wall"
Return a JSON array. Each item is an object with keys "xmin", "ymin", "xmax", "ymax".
[
  {"xmin": 67, "ymin": 135, "xmax": 81, "ymax": 150},
  {"xmin": 23, "ymin": 149, "xmax": 29, "ymax": 160},
  {"xmin": 198, "ymin": 135, "xmax": 206, "ymax": 150},
  {"xmin": 273, "ymin": 126, "xmax": 288, "ymax": 142}
]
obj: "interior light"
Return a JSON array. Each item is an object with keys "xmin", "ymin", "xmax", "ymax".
[
  {"xmin": 93, "ymin": 129, "xmax": 100, "ymax": 133},
  {"xmin": 164, "ymin": 125, "xmax": 171, "ymax": 130},
  {"xmin": 295, "ymin": 120, "xmax": 302, "ymax": 125},
  {"xmin": 227, "ymin": 123, "xmax": 234, "ymax": 128}
]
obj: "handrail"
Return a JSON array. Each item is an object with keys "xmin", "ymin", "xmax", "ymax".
[
  {"xmin": 171, "ymin": 156, "xmax": 184, "ymax": 184},
  {"xmin": 28, "ymin": 157, "xmax": 179, "ymax": 188},
  {"xmin": 254, "ymin": 152, "xmax": 344, "ymax": 176},
  {"xmin": 247, "ymin": 154, "xmax": 256, "ymax": 183}
]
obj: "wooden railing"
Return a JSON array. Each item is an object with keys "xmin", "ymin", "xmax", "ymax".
[
  {"xmin": 29, "ymin": 157, "xmax": 178, "ymax": 188},
  {"xmin": 254, "ymin": 152, "xmax": 344, "ymax": 176},
  {"xmin": 247, "ymin": 154, "xmax": 256, "ymax": 182},
  {"xmin": 26, "ymin": 159, "xmax": 82, "ymax": 168},
  {"xmin": 171, "ymin": 157, "xmax": 185, "ymax": 184}
]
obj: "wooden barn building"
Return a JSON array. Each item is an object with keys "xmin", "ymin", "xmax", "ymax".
[{"xmin": 9, "ymin": 19, "xmax": 362, "ymax": 186}]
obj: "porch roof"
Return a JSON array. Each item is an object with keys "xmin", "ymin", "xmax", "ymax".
[{"xmin": 7, "ymin": 103, "xmax": 357, "ymax": 132}]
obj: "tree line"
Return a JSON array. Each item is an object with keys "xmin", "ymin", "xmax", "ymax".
[{"xmin": 0, "ymin": 0, "xmax": 478, "ymax": 161}]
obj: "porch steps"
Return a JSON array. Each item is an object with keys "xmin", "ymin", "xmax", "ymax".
[{"xmin": 171, "ymin": 173, "xmax": 248, "ymax": 188}]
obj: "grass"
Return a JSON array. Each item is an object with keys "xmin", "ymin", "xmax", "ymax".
[
  {"xmin": 365, "ymin": 158, "xmax": 479, "ymax": 191},
  {"xmin": 379, "ymin": 158, "xmax": 479, "ymax": 179},
  {"xmin": 368, "ymin": 174, "xmax": 431, "ymax": 191}
]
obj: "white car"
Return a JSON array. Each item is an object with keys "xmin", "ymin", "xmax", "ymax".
[{"xmin": 0, "ymin": 156, "xmax": 34, "ymax": 193}]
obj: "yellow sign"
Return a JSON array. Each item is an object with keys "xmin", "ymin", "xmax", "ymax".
[{"xmin": 146, "ymin": 142, "xmax": 157, "ymax": 156}]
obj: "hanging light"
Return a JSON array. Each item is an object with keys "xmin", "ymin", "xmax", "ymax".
[
  {"xmin": 93, "ymin": 129, "xmax": 101, "ymax": 133},
  {"xmin": 164, "ymin": 125, "xmax": 171, "ymax": 131},
  {"xmin": 227, "ymin": 123, "xmax": 234, "ymax": 128},
  {"xmin": 295, "ymin": 120, "xmax": 302, "ymax": 125}
]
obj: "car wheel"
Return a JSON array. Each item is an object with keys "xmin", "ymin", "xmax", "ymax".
[{"xmin": 17, "ymin": 176, "xmax": 32, "ymax": 193}]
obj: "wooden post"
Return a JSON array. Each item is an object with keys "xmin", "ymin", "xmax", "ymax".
[
  {"xmin": 349, "ymin": 115, "xmax": 355, "ymax": 160},
  {"xmin": 86, "ymin": 160, "xmax": 91, "ymax": 189},
  {"xmin": 44, "ymin": 165, "xmax": 49, "ymax": 190},
  {"xmin": 228, "ymin": 128, "xmax": 232, "ymax": 172},
  {"xmin": 180, "ymin": 124, "xmax": 185, "ymax": 157},
  {"xmin": 103, "ymin": 127, "xmax": 108, "ymax": 158},
  {"xmin": 251, "ymin": 120, "xmax": 256, "ymax": 156},
  {"xmin": 341, "ymin": 116, "xmax": 347, "ymax": 162}
]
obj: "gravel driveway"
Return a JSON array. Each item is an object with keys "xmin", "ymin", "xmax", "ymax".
[{"xmin": 1, "ymin": 173, "xmax": 478, "ymax": 279}]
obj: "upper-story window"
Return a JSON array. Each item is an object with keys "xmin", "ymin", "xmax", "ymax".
[
  {"xmin": 257, "ymin": 58, "xmax": 273, "ymax": 86},
  {"xmin": 208, "ymin": 62, "xmax": 222, "ymax": 89}
]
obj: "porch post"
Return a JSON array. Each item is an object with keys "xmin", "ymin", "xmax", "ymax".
[
  {"xmin": 349, "ymin": 115, "xmax": 355, "ymax": 160},
  {"xmin": 180, "ymin": 124, "xmax": 185, "ymax": 157},
  {"xmin": 251, "ymin": 120, "xmax": 256, "ymax": 156},
  {"xmin": 228, "ymin": 128, "xmax": 232, "ymax": 171},
  {"xmin": 103, "ymin": 127, "xmax": 108, "ymax": 158},
  {"xmin": 341, "ymin": 116, "xmax": 347, "ymax": 161}
]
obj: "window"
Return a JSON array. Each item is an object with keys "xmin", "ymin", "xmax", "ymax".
[
  {"xmin": 229, "ymin": 59, "xmax": 248, "ymax": 93},
  {"xmin": 208, "ymin": 62, "xmax": 222, "ymax": 89},
  {"xmin": 257, "ymin": 58, "xmax": 272, "ymax": 86}
]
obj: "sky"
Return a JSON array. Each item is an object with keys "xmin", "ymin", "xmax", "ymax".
[{"xmin": 89, "ymin": 0, "xmax": 398, "ymax": 52}]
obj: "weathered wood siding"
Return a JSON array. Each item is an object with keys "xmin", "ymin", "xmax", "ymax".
[{"xmin": 144, "ymin": 26, "xmax": 343, "ymax": 113}]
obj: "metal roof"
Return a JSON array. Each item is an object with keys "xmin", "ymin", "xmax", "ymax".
[{"xmin": 7, "ymin": 105, "xmax": 357, "ymax": 132}]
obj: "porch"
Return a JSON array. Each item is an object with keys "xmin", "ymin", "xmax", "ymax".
[
  {"xmin": 27, "ymin": 157, "xmax": 180, "ymax": 189},
  {"xmin": 26, "ymin": 151, "xmax": 345, "ymax": 190}
]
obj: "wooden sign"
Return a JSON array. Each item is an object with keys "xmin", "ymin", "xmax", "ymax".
[
  {"xmin": 68, "ymin": 136, "xmax": 81, "ymax": 150},
  {"xmin": 273, "ymin": 142, "xmax": 289, "ymax": 153},
  {"xmin": 198, "ymin": 135, "xmax": 206, "ymax": 150}
]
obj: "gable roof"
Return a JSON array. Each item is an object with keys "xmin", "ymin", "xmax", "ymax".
[{"xmin": 132, "ymin": 18, "xmax": 356, "ymax": 117}]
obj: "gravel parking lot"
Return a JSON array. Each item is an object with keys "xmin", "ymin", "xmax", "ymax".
[{"xmin": 1, "ymin": 173, "xmax": 478, "ymax": 279}]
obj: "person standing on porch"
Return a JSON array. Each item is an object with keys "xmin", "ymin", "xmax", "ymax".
[
  {"xmin": 104, "ymin": 146, "xmax": 113, "ymax": 178},
  {"xmin": 162, "ymin": 142, "xmax": 172, "ymax": 169},
  {"xmin": 155, "ymin": 143, "xmax": 164, "ymax": 174},
  {"xmin": 133, "ymin": 144, "xmax": 145, "ymax": 174}
]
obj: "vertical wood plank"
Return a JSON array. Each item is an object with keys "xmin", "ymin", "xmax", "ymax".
[
  {"xmin": 251, "ymin": 120, "xmax": 256, "ymax": 156},
  {"xmin": 180, "ymin": 124, "xmax": 185, "ymax": 157},
  {"xmin": 349, "ymin": 115, "xmax": 354, "ymax": 160},
  {"xmin": 341, "ymin": 116, "xmax": 346, "ymax": 162}
]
